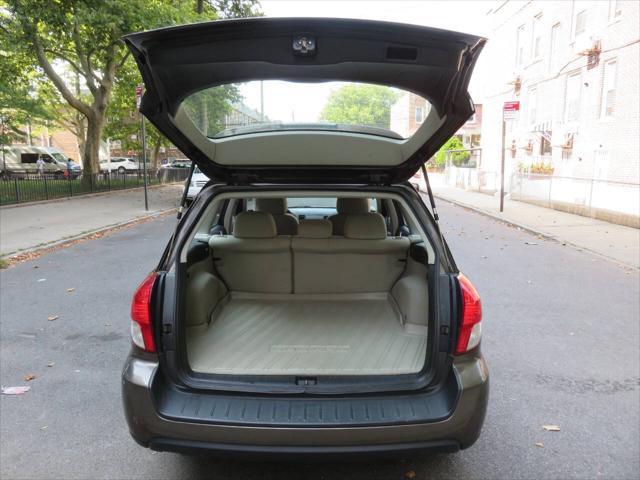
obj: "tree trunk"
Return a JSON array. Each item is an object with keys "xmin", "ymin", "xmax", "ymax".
[
  {"xmin": 151, "ymin": 139, "xmax": 162, "ymax": 171},
  {"xmin": 82, "ymin": 112, "xmax": 104, "ymax": 187}
]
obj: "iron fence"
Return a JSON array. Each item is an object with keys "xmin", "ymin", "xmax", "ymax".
[{"xmin": 0, "ymin": 169, "xmax": 189, "ymax": 206}]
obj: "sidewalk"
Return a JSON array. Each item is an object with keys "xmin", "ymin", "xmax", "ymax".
[
  {"xmin": 0, "ymin": 184, "xmax": 182, "ymax": 257},
  {"xmin": 432, "ymin": 185, "xmax": 640, "ymax": 269}
]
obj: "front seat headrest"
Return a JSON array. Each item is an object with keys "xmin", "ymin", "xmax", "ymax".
[
  {"xmin": 336, "ymin": 198, "xmax": 370, "ymax": 214},
  {"xmin": 344, "ymin": 213, "xmax": 387, "ymax": 240},
  {"xmin": 234, "ymin": 211, "xmax": 277, "ymax": 239},
  {"xmin": 256, "ymin": 198, "xmax": 287, "ymax": 215}
]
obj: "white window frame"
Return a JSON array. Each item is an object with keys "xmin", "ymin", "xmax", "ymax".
[
  {"xmin": 608, "ymin": 0, "xmax": 622, "ymax": 20},
  {"xmin": 574, "ymin": 10, "xmax": 587, "ymax": 37},
  {"xmin": 565, "ymin": 72, "xmax": 582, "ymax": 122},
  {"xmin": 600, "ymin": 59, "xmax": 617, "ymax": 118},
  {"xmin": 532, "ymin": 14, "xmax": 543, "ymax": 60},
  {"xmin": 528, "ymin": 88, "xmax": 538, "ymax": 124},
  {"xmin": 516, "ymin": 24, "xmax": 526, "ymax": 66},
  {"xmin": 414, "ymin": 106, "xmax": 424, "ymax": 124},
  {"xmin": 549, "ymin": 22, "xmax": 561, "ymax": 70}
]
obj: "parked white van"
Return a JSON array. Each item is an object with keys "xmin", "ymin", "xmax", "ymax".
[{"xmin": 0, "ymin": 145, "xmax": 82, "ymax": 178}]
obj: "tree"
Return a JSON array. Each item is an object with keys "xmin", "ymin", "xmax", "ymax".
[
  {"xmin": 3, "ymin": 0, "xmax": 259, "ymax": 184},
  {"xmin": 0, "ymin": 13, "xmax": 53, "ymax": 144},
  {"xmin": 103, "ymin": 0, "xmax": 258, "ymax": 169},
  {"xmin": 319, "ymin": 84, "xmax": 399, "ymax": 130},
  {"xmin": 433, "ymin": 136, "xmax": 470, "ymax": 168}
]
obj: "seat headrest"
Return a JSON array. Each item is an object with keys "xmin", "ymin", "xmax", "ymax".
[
  {"xmin": 336, "ymin": 197, "xmax": 370, "ymax": 214},
  {"xmin": 256, "ymin": 198, "xmax": 287, "ymax": 215},
  {"xmin": 344, "ymin": 213, "xmax": 387, "ymax": 240},
  {"xmin": 297, "ymin": 219, "xmax": 332, "ymax": 238},
  {"xmin": 234, "ymin": 211, "xmax": 277, "ymax": 239}
]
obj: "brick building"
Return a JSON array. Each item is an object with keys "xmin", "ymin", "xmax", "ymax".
[
  {"xmin": 478, "ymin": 0, "xmax": 639, "ymax": 183},
  {"xmin": 390, "ymin": 92, "xmax": 482, "ymax": 147}
]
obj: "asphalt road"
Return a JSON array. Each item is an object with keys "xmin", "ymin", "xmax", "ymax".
[{"xmin": 1, "ymin": 202, "xmax": 638, "ymax": 480}]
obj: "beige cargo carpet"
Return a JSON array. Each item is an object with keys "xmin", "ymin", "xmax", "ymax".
[{"xmin": 187, "ymin": 292, "xmax": 427, "ymax": 376}]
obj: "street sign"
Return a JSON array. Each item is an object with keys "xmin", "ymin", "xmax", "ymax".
[
  {"xmin": 503, "ymin": 101, "xmax": 520, "ymax": 120},
  {"xmin": 135, "ymin": 85, "xmax": 144, "ymax": 110}
]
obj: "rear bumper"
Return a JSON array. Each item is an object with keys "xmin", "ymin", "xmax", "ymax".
[{"xmin": 122, "ymin": 353, "xmax": 488, "ymax": 456}]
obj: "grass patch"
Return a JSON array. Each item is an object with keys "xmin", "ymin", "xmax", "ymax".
[{"xmin": 0, "ymin": 258, "xmax": 8, "ymax": 269}]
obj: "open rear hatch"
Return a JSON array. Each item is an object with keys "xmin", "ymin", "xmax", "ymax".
[{"xmin": 124, "ymin": 18, "xmax": 485, "ymax": 184}]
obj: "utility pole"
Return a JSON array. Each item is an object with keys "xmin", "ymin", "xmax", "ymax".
[
  {"xmin": 500, "ymin": 118, "xmax": 506, "ymax": 212},
  {"xmin": 501, "ymin": 101, "xmax": 520, "ymax": 212}
]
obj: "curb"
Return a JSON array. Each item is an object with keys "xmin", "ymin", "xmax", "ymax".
[
  {"xmin": 434, "ymin": 194, "xmax": 639, "ymax": 271},
  {"xmin": 0, "ymin": 182, "xmax": 182, "ymax": 210},
  {"xmin": 1, "ymin": 208, "xmax": 176, "ymax": 260},
  {"xmin": 433, "ymin": 194, "xmax": 559, "ymax": 242}
]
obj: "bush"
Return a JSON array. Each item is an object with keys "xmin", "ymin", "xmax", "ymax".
[{"xmin": 433, "ymin": 137, "xmax": 470, "ymax": 168}]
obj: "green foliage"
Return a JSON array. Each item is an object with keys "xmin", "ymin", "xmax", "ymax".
[
  {"xmin": 433, "ymin": 137, "xmax": 470, "ymax": 168},
  {"xmin": 517, "ymin": 162, "xmax": 554, "ymax": 175},
  {"xmin": 180, "ymin": 85, "xmax": 241, "ymax": 137},
  {"xmin": 319, "ymin": 84, "xmax": 399, "ymax": 130},
  {"xmin": 2, "ymin": 0, "xmax": 261, "ymax": 174}
]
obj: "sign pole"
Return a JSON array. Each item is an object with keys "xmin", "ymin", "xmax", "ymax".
[
  {"xmin": 136, "ymin": 84, "xmax": 149, "ymax": 211},
  {"xmin": 499, "ymin": 118, "xmax": 506, "ymax": 213}
]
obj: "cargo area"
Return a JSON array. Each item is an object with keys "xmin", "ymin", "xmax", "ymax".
[
  {"xmin": 186, "ymin": 292, "xmax": 427, "ymax": 376},
  {"xmin": 182, "ymin": 196, "xmax": 433, "ymax": 377}
]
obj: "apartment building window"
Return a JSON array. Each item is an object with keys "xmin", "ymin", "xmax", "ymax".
[
  {"xmin": 550, "ymin": 23, "xmax": 561, "ymax": 70},
  {"xmin": 415, "ymin": 106, "xmax": 424, "ymax": 123},
  {"xmin": 528, "ymin": 88, "xmax": 538, "ymax": 124},
  {"xmin": 516, "ymin": 24, "xmax": 526, "ymax": 66},
  {"xmin": 600, "ymin": 60, "xmax": 617, "ymax": 117},
  {"xmin": 565, "ymin": 72, "xmax": 582, "ymax": 121},
  {"xmin": 609, "ymin": 0, "xmax": 622, "ymax": 20},
  {"xmin": 532, "ymin": 14, "xmax": 543, "ymax": 59},
  {"xmin": 574, "ymin": 10, "xmax": 587, "ymax": 37}
]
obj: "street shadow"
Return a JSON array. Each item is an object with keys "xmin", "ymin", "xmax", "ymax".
[{"xmin": 173, "ymin": 451, "xmax": 457, "ymax": 480}]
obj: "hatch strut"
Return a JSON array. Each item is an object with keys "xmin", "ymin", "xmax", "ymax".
[
  {"xmin": 421, "ymin": 163, "xmax": 445, "ymax": 243},
  {"xmin": 166, "ymin": 161, "xmax": 196, "ymax": 259},
  {"xmin": 177, "ymin": 161, "xmax": 196, "ymax": 220}
]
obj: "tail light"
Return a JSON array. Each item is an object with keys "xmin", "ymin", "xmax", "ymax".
[
  {"xmin": 455, "ymin": 273, "xmax": 482, "ymax": 355},
  {"xmin": 130, "ymin": 272, "xmax": 158, "ymax": 352}
]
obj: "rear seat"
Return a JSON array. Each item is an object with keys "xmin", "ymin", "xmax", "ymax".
[
  {"xmin": 292, "ymin": 214, "xmax": 410, "ymax": 294},
  {"xmin": 209, "ymin": 211, "xmax": 292, "ymax": 293}
]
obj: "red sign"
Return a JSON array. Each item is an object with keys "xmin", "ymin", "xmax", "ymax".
[
  {"xmin": 503, "ymin": 101, "xmax": 520, "ymax": 120},
  {"xmin": 135, "ymin": 85, "xmax": 144, "ymax": 109}
]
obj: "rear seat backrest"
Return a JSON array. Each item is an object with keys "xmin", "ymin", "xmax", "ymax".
[
  {"xmin": 293, "ymin": 214, "xmax": 410, "ymax": 294},
  {"xmin": 209, "ymin": 211, "xmax": 292, "ymax": 293},
  {"xmin": 328, "ymin": 197, "xmax": 370, "ymax": 236}
]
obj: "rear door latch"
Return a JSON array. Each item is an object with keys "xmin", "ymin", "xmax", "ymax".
[{"xmin": 295, "ymin": 376, "xmax": 317, "ymax": 386}]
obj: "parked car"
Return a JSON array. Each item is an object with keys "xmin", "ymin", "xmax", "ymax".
[
  {"xmin": 122, "ymin": 18, "xmax": 487, "ymax": 457},
  {"xmin": 100, "ymin": 157, "xmax": 152, "ymax": 173},
  {"xmin": 184, "ymin": 167, "xmax": 208, "ymax": 202},
  {"xmin": 161, "ymin": 158, "xmax": 191, "ymax": 170},
  {"xmin": 0, "ymin": 145, "xmax": 81, "ymax": 178},
  {"xmin": 410, "ymin": 168, "xmax": 428, "ymax": 192}
]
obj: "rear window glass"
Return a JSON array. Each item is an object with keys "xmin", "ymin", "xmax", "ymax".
[
  {"xmin": 245, "ymin": 197, "xmax": 377, "ymax": 211},
  {"xmin": 182, "ymin": 81, "xmax": 432, "ymax": 140}
]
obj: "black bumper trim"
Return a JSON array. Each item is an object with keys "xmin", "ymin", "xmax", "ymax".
[
  {"xmin": 152, "ymin": 370, "xmax": 459, "ymax": 428},
  {"xmin": 148, "ymin": 437, "xmax": 460, "ymax": 458}
]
